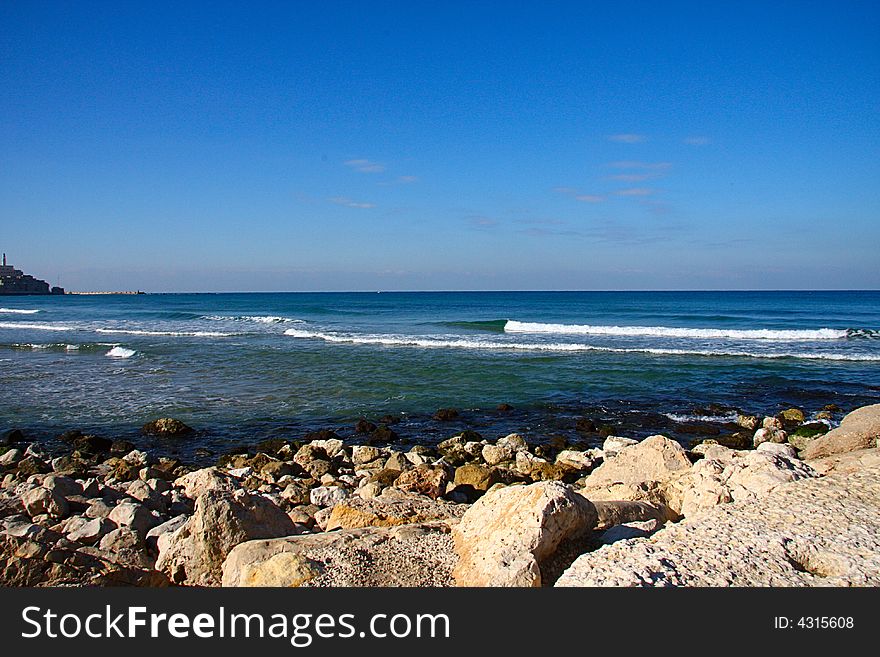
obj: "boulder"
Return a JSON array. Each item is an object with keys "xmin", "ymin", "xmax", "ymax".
[
  {"xmin": 67, "ymin": 517, "xmax": 115, "ymax": 545},
  {"xmin": 753, "ymin": 427, "xmax": 787, "ymax": 447},
  {"xmin": 453, "ymin": 463, "xmax": 500, "ymax": 493},
  {"xmin": 309, "ymin": 485, "xmax": 349, "ymax": 508},
  {"xmin": 482, "ymin": 443, "xmax": 514, "ymax": 466},
  {"xmin": 222, "ymin": 522, "xmax": 456, "ymax": 587},
  {"xmin": 21, "ymin": 487, "xmax": 69, "ymax": 520},
  {"xmin": 601, "ymin": 436, "xmax": 638, "ymax": 457},
  {"xmin": 801, "ymin": 404, "xmax": 880, "ymax": 460},
  {"xmin": 452, "ymin": 481, "xmax": 598, "ymax": 587},
  {"xmin": 736, "ymin": 414, "xmax": 760, "ymax": 431},
  {"xmin": 107, "ymin": 502, "xmax": 158, "ymax": 538},
  {"xmin": 582, "ymin": 435, "xmax": 691, "ymax": 496},
  {"xmin": 394, "ymin": 465, "xmax": 448, "ymax": 500},
  {"xmin": 156, "ymin": 489, "xmax": 296, "ymax": 586},
  {"xmin": 325, "ymin": 491, "xmax": 467, "ymax": 531},
  {"xmin": 142, "ymin": 418, "xmax": 194, "ymax": 436}
]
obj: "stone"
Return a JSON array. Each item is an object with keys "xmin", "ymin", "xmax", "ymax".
[
  {"xmin": 144, "ymin": 515, "xmax": 189, "ymax": 552},
  {"xmin": 602, "ymin": 436, "xmax": 639, "ymax": 457},
  {"xmin": 556, "ymin": 449, "xmax": 880, "ymax": 587},
  {"xmin": 452, "ymin": 481, "xmax": 598, "ymax": 587},
  {"xmin": 452, "ymin": 463, "xmax": 500, "ymax": 493},
  {"xmin": 222, "ymin": 522, "xmax": 456, "ymax": 587},
  {"xmin": 21, "ymin": 487, "xmax": 68, "ymax": 520},
  {"xmin": 801, "ymin": 404, "xmax": 880, "ymax": 460},
  {"xmin": 67, "ymin": 517, "xmax": 115, "ymax": 545},
  {"xmin": 583, "ymin": 435, "xmax": 691, "ymax": 494},
  {"xmin": 156, "ymin": 489, "xmax": 296, "ymax": 586},
  {"xmin": 97, "ymin": 527, "xmax": 151, "ymax": 568},
  {"xmin": 599, "ymin": 519, "xmax": 663, "ymax": 545},
  {"xmin": 591, "ymin": 500, "xmax": 674, "ymax": 530},
  {"xmin": 142, "ymin": 418, "xmax": 194, "ymax": 436},
  {"xmin": 498, "ymin": 433, "xmax": 529, "ymax": 453},
  {"xmin": 433, "ymin": 408, "xmax": 459, "ymax": 421},
  {"xmin": 736, "ymin": 414, "xmax": 760, "ymax": 431},
  {"xmin": 482, "ymin": 443, "xmax": 514, "ymax": 466},
  {"xmin": 437, "ymin": 436, "xmax": 469, "ymax": 465},
  {"xmin": 762, "ymin": 416, "xmax": 784, "ymax": 431},
  {"xmin": 555, "ymin": 449, "xmax": 599, "ymax": 472},
  {"xmin": 779, "ymin": 408, "xmax": 806, "ymax": 426},
  {"xmin": 174, "ymin": 467, "xmax": 236, "ymax": 499},
  {"xmin": 309, "ymin": 485, "xmax": 349, "ymax": 508},
  {"xmin": 107, "ymin": 502, "xmax": 157, "ymax": 538},
  {"xmin": 394, "ymin": 465, "xmax": 449, "ymax": 499},
  {"xmin": 0, "ymin": 448, "xmax": 22, "ymax": 466},
  {"xmin": 325, "ymin": 492, "xmax": 467, "ymax": 531},
  {"xmin": 753, "ymin": 427, "xmax": 787, "ymax": 447},
  {"xmin": 351, "ymin": 445, "xmax": 383, "ymax": 466}
]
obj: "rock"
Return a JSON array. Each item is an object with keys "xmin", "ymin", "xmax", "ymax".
[
  {"xmin": 355, "ymin": 418, "xmax": 377, "ymax": 434},
  {"xmin": 753, "ymin": 427, "xmax": 787, "ymax": 447},
  {"xmin": 433, "ymin": 408, "xmax": 459, "ymax": 422},
  {"xmin": 85, "ymin": 500, "xmax": 113, "ymax": 519},
  {"xmin": 599, "ymin": 519, "xmax": 663, "ymax": 545},
  {"xmin": 498, "ymin": 433, "xmax": 528, "ymax": 453},
  {"xmin": 260, "ymin": 460, "xmax": 299, "ymax": 480},
  {"xmin": 351, "ymin": 445, "xmax": 383, "ymax": 466},
  {"xmin": 71, "ymin": 435, "xmax": 113, "ymax": 455},
  {"xmin": 369, "ymin": 425, "xmax": 398, "ymax": 443},
  {"xmin": 309, "ymin": 438, "xmax": 344, "ymax": 458},
  {"xmin": 497, "ymin": 403, "xmax": 514, "ymax": 411},
  {"xmin": 482, "ymin": 443, "xmax": 515, "ymax": 466},
  {"xmin": 453, "ymin": 463, "xmax": 500, "ymax": 493},
  {"xmin": 156, "ymin": 489, "xmax": 296, "ymax": 586},
  {"xmin": 555, "ymin": 449, "xmax": 599, "ymax": 472},
  {"xmin": 592, "ymin": 500, "xmax": 674, "ymax": 530},
  {"xmin": 384, "ymin": 452, "xmax": 410, "ymax": 472},
  {"xmin": 394, "ymin": 465, "xmax": 448, "ymax": 500},
  {"xmin": 583, "ymin": 435, "xmax": 691, "ymax": 495},
  {"xmin": 13, "ymin": 456, "xmax": 50, "ymax": 477},
  {"xmin": 779, "ymin": 408, "xmax": 806, "ymax": 427},
  {"xmin": 145, "ymin": 515, "xmax": 189, "ymax": 552},
  {"xmin": 122, "ymin": 449, "xmax": 149, "ymax": 467},
  {"xmin": 107, "ymin": 502, "xmax": 157, "ymax": 538},
  {"xmin": 68, "ymin": 517, "xmax": 115, "ymax": 545},
  {"xmin": 736, "ymin": 414, "xmax": 760, "ymax": 431},
  {"xmin": 142, "ymin": 418, "xmax": 194, "ymax": 436},
  {"xmin": 309, "ymin": 485, "xmax": 349, "ymax": 508},
  {"xmin": 222, "ymin": 522, "xmax": 456, "ymax": 587},
  {"xmin": 97, "ymin": 527, "xmax": 152, "ymax": 568},
  {"xmin": 0, "ymin": 448, "xmax": 22, "ymax": 466},
  {"xmin": 602, "ymin": 436, "xmax": 639, "ymax": 457},
  {"xmin": 762, "ymin": 416, "xmax": 784, "ymax": 431},
  {"xmin": 2, "ymin": 428, "xmax": 25, "ymax": 445},
  {"xmin": 575, "ymin": 418, "xmax": 597, "ymax": 433},
  {"xmin": 452, "ymin": 481, "xmax": 598, "ymax": 587},
  {"xmin": 325, "ymin": 492, "xmax": 467, "ymax": 531},
  {"xmin": 280, "ymin": 481, "xmax": 312, "ymax": 506},
  {"xmin": 437, "ymin": 436, "xmax": 469, "ymax": 465},
  {"xmin": 801, "ymin": 404, "xmax": 880, "ymax": 460},
  {"xmin": 556, "ymin": 449, "xmax": 880, "ymax": 586},
  {"xmin": 21, "ymin": 487, "xmax": 69, "ymax": 520}
]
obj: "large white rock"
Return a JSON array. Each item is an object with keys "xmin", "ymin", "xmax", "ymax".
[
  {"xmin": 174, "ymin": 467, "xmax": 237, "ymax": 499},
  {"xmin": 452, "ymin": 481, "xmax": 597, "ymax": 587}
]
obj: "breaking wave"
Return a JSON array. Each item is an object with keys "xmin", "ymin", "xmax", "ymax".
[
  {"xmin": 202, "ymin": 315, "xmax": 305, "ymax": 324},
  {"xmin": 96, "ymin": 328, "xmax": 236, "ymax": 337},
  {"xmin": 0, "ymin": 308, "xmax": 40, "ymax": 314},
  {"xmin": 0, "ymin": 322, "xmax": 73, "ymax": 331},
  {"xmin": 106, "ymin": 346, "xmax": 137, "ymax": 358},
  {"xmin": 504, "ymin": 320, "xmax": 852, "ymax": 341},
  {"xmin": 283, "ymin": 328, "xmax": 880, "ymax": 361}
]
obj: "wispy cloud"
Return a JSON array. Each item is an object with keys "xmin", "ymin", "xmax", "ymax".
[
  {"xmin": 330, "ymin": 196, "xmax": 376, "ymax": 209},
  {"xmin": 554, "ymin": 187, "xmax": 605, "ymax": 203},
  {"xmin": 397, "ymin": 175, "xmax": 418, "ymax": 183},
  {"xmin": 608, "ymin": 133, "xmax": 647, "ymax": 144},
  {"xmin": 607, "ymin": 161, "xmax": 672, "ymax": 170},
  {"xmin": 683, "ymin": 136, "xmax": 711, "ymax": 146},
  {"xmin": 465, "ymin": 215, "xmax": 499, "ymax": 229},
  {"xmin": 344, "ymin": 159, "xmax": 385, "ymax": 173},
  {"xmin": 615, "ymin": 187, "xmax": 655, "ymax": 197},
  {"xmin": 606, "ymin": 172, "xmax": 662, "ymax": 182}
]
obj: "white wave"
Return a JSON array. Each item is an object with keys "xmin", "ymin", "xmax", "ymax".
[
  {"xmin": 0, "ymin": 308, "xmax": 40, "ymax": 314},
  {"xmin": 504, "ymin": 320, "xmax": 848, "ymax": 341},
  {"xmin": 96, "ymin": 328, "xmax": 235, "ymax": 337},
  {"xmin": 283, "ymin": 328, "xmax": 880, "ymax": 361},
  {"xmin": 0, "ymin": 322, "xmax": 73, "ymax": 331},
  {"xmin": 202, "ymin": 315, "xmax": 304, "ymax": 324},
  {"xmin": 65, "ymin": 344, "xmax": 80, "ymax": 351},
  {"xmin": 665, "ymin": 412, "xmax": 740, "ymax": 424},
  {"xmin": 106, "ymin": 346, "xmax": 136, "ymax": 358}
]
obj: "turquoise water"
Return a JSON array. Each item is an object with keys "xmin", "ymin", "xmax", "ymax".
[{"xmin": 1, "ymin": 291, "xmax": 879, "ymax": 457}]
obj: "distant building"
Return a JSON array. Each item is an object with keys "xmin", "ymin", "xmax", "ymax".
[{"xmin": 0, "ymin": 253, "xmax": 64, "ymax": 295}]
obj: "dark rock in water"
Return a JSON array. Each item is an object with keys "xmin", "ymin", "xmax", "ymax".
[
  {"xmin": 692, "ymin": 403, "xmax": 734, "ymax": 416},
  {"xmin": 303, "ymin": 428, "xmax": 341, "ymax": 442},
  {"xmin": 110, "ymin": 440, "xmax": 135, "ymax": 456},
  {"xmin": 72, "ymin": 435, "xmax": 113, "ymax": 456},
  {"xmin": 2, "ymin": 429, "xmax": 25, "ymax": 446},
  {"xmin": 194, "ymin": 447, "xmax": 214, "ymax": 458},
  {"xmin": 496, "ymin": 403, "xmax": 514, "ymax": 412},
  {"xmin": 255, "ymin": 438, "xmax": 289, "ymax": 456},
  {"xmin": 457, "ymin": 429, "xmax": 483, "ymax": 442},
  {"xmin": 368, "ymin": 424, "xmax": 398, "ymax": 444},
  {"xmin": 378, "ymin": 414, "xmax": 401, "ymax": 425},
  {"xmin": 696, "ymin": 432, "xmax": 753, "ymax": 450},
  {"xmin": 777, "ymin": 408, "xmax": 806, "ymax": 429},
  {"xmin": 355, "ymin": 418, "xmax": 378, "ymax": 434},
  {"xmin": 142, "ymin": 418, "xmax": 194, "ymax": 436},
  {"xmin": 548, "ymin": 435, "xmax": 568, "ymax": 451},
  {"xmin": 433, "ymin": 408, "xmax": 460, "ymax": 422},
  {"xmin": 575, "ymin": 418, "xmax": 597, "ymax": 433},
  {"xmin": 57, "ymin": 430, "xmax": 83, "ymax": 443},
  {"xmin": 822, "ymin": 403, "xmax": 842, "ymax": 413},
  {"xmin": 597, "ymin": 424, "xmax": 616, "ymax": 438}
]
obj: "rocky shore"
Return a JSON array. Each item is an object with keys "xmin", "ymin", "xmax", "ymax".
[{"xmin": 1, "ymin": 404, "xmax": 879, "ymax": 587}]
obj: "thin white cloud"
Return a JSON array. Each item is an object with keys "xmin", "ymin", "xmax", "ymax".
[
  {"xmin": 608, "ymin": 133, "xmax": 647, "ymax": 144},
  {"xmin": 330, "ymin": 196, "xmax": 376, "ymax": 209},
  {"xmin": 397, "ymin": 175, "xmax": 418, "ymax": 183},
  {"xmin": 607, "ymin": 161, "xmax": 672, "ymax": 170},
  {"xmin": 606, "ymin": 172, "xmax": 661, "ymax": 182},
  {"xmin": 344, "ymin": 159, "xmax": 385, "ymax": 173},
  {"xmin": 615, "ymin": 187, "xmax": 654, "ymax": 197},
  {"xmin": 683, "ymin": 136, "xmax": 711, "ymax": 146},
  {"xmin": 575, "ymin": 194, "xmax": 604, "ymax": 203}
]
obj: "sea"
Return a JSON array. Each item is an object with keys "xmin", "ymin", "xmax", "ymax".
[{"xmin": 1, "ymin": 290, "xmax": 879, "ymax": 461}]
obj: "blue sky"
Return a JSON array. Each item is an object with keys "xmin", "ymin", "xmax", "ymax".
[{"xmin": 1, "ymin": 1, "xmax": 878, "ymax": 291}]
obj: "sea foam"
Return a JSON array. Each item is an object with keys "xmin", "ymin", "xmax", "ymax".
[
  {"xmin": 96, "ymin": 328, "xmax": 236, "ymax": 337},
  {"xmin": 504, "ymin": 320, "xmax": 849, "ymax": 341},
  {"xmin": 0, "ymin": 322, "xmax": 73, "ymax": 331},
  {"xmin": 202, "ymin": 315, "xmax": 304, "ymax": 324},
  {"xmin": 106, "ymin": 346, "xmax": 137, "ymax": 358},
  {"xmin": 283, "ymin": 328, "xmax": 880, "ymax": 361},
  {"xmin": 0, "ymin": 308, "xmax": 40, "ymax": 314}
]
